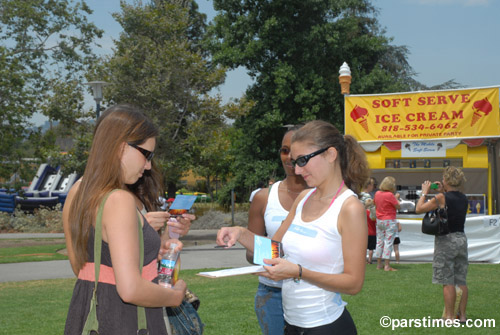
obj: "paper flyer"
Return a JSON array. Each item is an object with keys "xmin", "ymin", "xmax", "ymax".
[
  {"xmin": 169, "ymin": 195, "xmax": 197, "ymax": 215},
  {"xmin": 197, "ymin": 265, "xmax": 266, "ymax": 278},
  {"xmin": 197, "ymin": 236, "xmax": 283, "ymax": 278},
  {"xmin": 169, "ymin": 195, "xmax": 197, "ymax": 210},
  {"xmin": 253, "ymin": 235, "xmax": 283, "ymax": 265}
]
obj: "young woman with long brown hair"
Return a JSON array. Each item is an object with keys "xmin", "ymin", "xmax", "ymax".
[{"xmin": 63, "ymin": 104, "xmax": 187, "ymax": 334}]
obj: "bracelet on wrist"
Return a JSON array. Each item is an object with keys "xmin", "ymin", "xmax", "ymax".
[{"xmin": 294, "ymin": 264, "xmax": 302, "ymax": 283}]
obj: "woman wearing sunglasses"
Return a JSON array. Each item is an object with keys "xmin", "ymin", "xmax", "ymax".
[
  {"xmin": 63, "ymin": 104, "xmax": 188, "ymax": 334},
  {"xmin": 217, "ymin": 120, "xmax": 369, "ymax": 334},
  {"xmin": 246, "ymin": 125, "xmax": 308, "ymax": 335}
]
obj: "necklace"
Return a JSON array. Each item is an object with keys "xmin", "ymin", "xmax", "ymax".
[
  {"xmin": 279, "ymin": 181, "xmax": 303, "ymax": 194},
  {"xmin": 310, "ymin": 180, "xmax": 345, "ymax": 207}
]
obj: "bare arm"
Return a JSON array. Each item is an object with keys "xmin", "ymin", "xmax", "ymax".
[
  {"xmin": 216, "ymin": 225, "xmax": 256, "ymax": 251},
  {"xmin": 144, "ymin": 211, "xmax": 170, "ymax": 232},
  {"xmin": 103, "ymin": 191, "xmax": 185, "ymax": 307},
  {"xmin": 394, "ymin": 193, "xmax": 401, "ymax": 210},
  {"xmin": 246, "ymin": 188, "xmax": 268, "ymax": 263},
  {"xmin": 62, "ymin": 180, "xmax": 81, "ymax": 276},
  {"xmin": 415, "ymin": 180, "xmax": 441, "ymax": 214}
]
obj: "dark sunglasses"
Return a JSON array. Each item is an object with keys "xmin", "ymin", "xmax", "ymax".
[
  {"xmin": 128, "ymin": 143, "xmax": 154, "ymax": 161},
  {"xmin": 278, "ymin": 147, "xmax": 290, "ymax": 155},
  {"xmin": 291, "ymin": 147, "xmax": 329, "ymax": 168}
]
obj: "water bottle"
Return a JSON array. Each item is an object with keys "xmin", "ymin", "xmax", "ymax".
[
  {"xmin": 158, "ymin": 243, "xmax": 179, "ymax": 288},
  {"xmin": 167, "ymin": 217, "xmax": 179, "ymax": 239}
]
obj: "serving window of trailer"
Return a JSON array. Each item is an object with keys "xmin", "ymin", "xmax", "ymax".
[{"xmin": 366, "ymin": 143, "xmax": 489, "ymax": 215}]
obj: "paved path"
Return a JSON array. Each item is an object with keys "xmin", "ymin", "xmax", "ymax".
[{"xmin": 0, "ymin": 230, "xmax": 250, "ymax": 282}]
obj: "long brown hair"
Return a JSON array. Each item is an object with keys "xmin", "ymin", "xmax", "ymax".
[
  {"xmin": 128, "ymin": 162, "xmax": 164, "ymax": 211},
  {"xmin": 69, "ymin": 104, "xmax": 159, "ymax": 270},
  {"xmin": 93, "ymin": 108, "xmax": 164, "ymax": 211},
  {"xmin": 291, "ymin": 120, "xmax": 370, "ymax": 195}
]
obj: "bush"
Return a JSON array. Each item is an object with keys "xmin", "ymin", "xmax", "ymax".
[
  {"xmin": 0, "ymin": 205, "xmax": 63, "ymax": 233},
  {"xmin": 190, "ymin": 209, "xmax": 249, "ymax": 230}
]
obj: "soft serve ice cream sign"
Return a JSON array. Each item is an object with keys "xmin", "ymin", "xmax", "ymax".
[{"xmin": 344, "ymin": 87, "xmax": 500, "ymax": 142}]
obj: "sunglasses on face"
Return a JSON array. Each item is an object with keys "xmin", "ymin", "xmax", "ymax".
[
  {"xmin": 279, "ymin": 147, "xmax": 290, "ymax": 155},
  {"xmin": 128, "ymin": 143, "xmax": 154, "ymax": 161},
  {"xmin": 291, "ymin": 147, "xmax": 329, "ymax": 168}
]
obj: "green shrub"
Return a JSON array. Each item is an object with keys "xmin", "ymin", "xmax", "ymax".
[{"xmin": 0, "ymin": 205, "xmax": 63, "ymax": 233}]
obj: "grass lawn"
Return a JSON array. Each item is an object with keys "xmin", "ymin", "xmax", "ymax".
[
  {"xmin": 0, "ymin": 243, "xmax": 68, "ymax": 263},
  {"xmin": 0, "ymin": 264, "xmax": 498, "ymax": 334}
]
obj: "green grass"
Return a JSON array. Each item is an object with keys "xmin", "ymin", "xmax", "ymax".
[
  {"xmin": 0, "ymin": 243, "xmax": 68, "ymax": 263},
  {"xmin": 0, "ymin": 265, "xmax": 499, "ymax": 334}
]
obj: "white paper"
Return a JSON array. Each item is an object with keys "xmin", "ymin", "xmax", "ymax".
[{"xmin": 197, "ymin": 265, "xmax": 266, "ymax": 278}]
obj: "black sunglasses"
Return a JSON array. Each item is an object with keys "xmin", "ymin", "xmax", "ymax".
[
  {"xmin": 291, "ymin": 147, "xmax": 329, "ymax": 168},
  {"xmin": 128, "ymin": 143, "xmax": 154, "ymax": 161},
  {"xmin": 278, "ymin": 147, "xmax": 290, "ymax": 155}
]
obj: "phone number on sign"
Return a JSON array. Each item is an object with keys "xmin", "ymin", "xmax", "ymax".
[{"xmin": 380, "ymin": 122, "xmax": 459, "ymax": 132}]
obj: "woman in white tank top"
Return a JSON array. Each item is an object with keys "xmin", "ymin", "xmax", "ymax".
[
  {"xmin": 246, "ymin": 126, "xmax": 307, "ymax": 335},
  {"xmin": 217, "ymin": 120, "xmax": 370, "ymax": 334}
]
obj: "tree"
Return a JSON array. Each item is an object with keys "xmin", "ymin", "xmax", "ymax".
[
  {"xmin": 0, "ymin": 0, "xmax": 102, "ymax": 179},
  {"xmin": 94, "ymin": 0, "xmax": 228, "ymax": 197},
  {"xmin": 207, "ymin": 0, "xmax": 457, "ymax": 200}
]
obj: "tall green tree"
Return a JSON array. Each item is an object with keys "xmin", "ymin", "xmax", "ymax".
[
  {"xmin": 0, "ymin": 0, "xmax": 102, "ymax": 179},
  {"xmin": 207, "ymin": 0, "xmax": 455, "ymax": 199},
  {"xmin": 95, "ymin": 0, "xmax": 228, "ymax": 196}
]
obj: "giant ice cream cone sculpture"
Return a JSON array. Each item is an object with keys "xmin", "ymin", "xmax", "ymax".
[
  {"xmin": 470, "ymin": 97, "xmax": 492, "ymax": 126},
  {"xmin": 339, "ymin": 62, "xmax": 351, "ymax": 95}
]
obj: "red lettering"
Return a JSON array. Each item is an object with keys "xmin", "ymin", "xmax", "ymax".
[
  {"xmin": 428, "ymin": 112, "xmax": 437, "ymax": 121},
  {"xmin": 381, "ymin": 100, "xmax": 391, "ymax": 108},
  {"xmin": 437, "ymin": 96, "xmax": 447, "ymax": 104},
  {"xmin": 438, "ymin": 111, "xmax": 450, "ymax": 120},
  {"xmin": 452, "ymin": 110, "xmax": 464, "ymax": 119},
  {"xmin": 426, "ymin": 96, "xmax": 436, "ymax": 105},
  {"xmin": 372, "ymin": 100, "xmax": 380, "ymax": 108},
  {"xmin": 416, "ymin": 112, "xmax": 426, "ymax": 121},
  {"xmin": 448, "ymin": 94, "xmax": 458, "ymax": 104},
  {"xmin": 380, "ymin": 115, "xmax": 391, "ymax": 122},
  {"xmin": 462, "ymin": 94, "xmax": 470, "ymax": 103},
  {"xmin": 417, "ymin": 97, "xmax": 426, "ymax": 105},
  {"xmin": 402, "ymin": 98, "xmax": 412, "ymax": 106},
  {"xmin": 406, "ymin": 113, "xmax": 415, "ymax": 122}
]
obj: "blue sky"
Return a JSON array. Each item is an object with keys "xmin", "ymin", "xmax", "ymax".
[{"xmin": 33, "ymin": 0, "xmax": 500, "ymax": 125}]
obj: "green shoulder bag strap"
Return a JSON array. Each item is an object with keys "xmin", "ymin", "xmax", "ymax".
[{"xmin": 82, "ymin": 190, "xmax": 148, "ymax": 334}]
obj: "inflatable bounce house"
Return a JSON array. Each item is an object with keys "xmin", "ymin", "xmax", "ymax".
[{"xmin": 0, "ymin": 164, "xmax": 78, "ymax": 214}]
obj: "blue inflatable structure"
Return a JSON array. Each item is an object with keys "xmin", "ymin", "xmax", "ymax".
[{"xmin": 0, "ymin": 164, "xmax": 78, "ymax": 214}]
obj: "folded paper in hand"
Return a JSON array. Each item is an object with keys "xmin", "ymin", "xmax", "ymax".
[
  {"xmin": 253, "ymin": 235, "xmax": 283, "ymax": 265},
  {"xmin": 197, "ymin": 236, "xmax": 283, "ymax": 278},
  {"xmin": 169, "ymin": 195, "xmax": 197, "ymax": 216}
]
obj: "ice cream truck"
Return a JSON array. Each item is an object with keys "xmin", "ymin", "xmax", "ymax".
[{"xmin": 344, "ymin": 86, "xmax": 500, "ymax": 263}]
